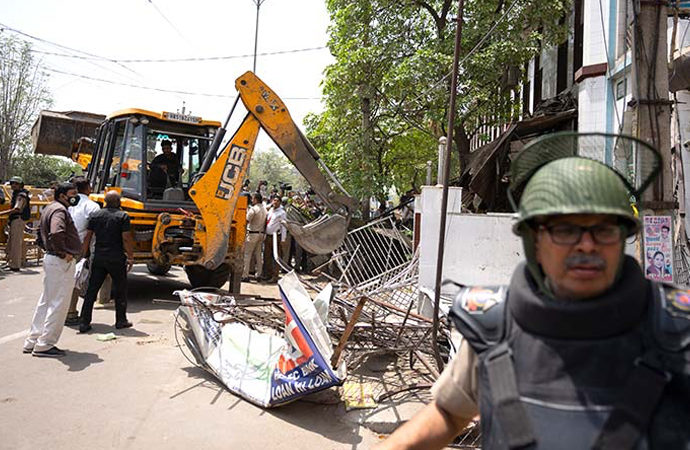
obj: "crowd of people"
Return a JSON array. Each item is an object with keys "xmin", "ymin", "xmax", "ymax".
[{"xmin": 241, "ymin": 180, "xmax": 327, "ymax": 283}]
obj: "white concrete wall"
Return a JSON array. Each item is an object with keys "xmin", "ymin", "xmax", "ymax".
[
  {"xmin": 583, "ymin": 0, "xmax": 610, "ymax": 67},
  {"xmin": 416, "ymin": 186, "xmax": 524, "ymax": 316},
  {"xmin": 577, "ymin": 76, "xmax": 608, "ymax": 160},
  {"xmin": 418, "ymin": 186, "xmax": 464, "ymax": 296}
]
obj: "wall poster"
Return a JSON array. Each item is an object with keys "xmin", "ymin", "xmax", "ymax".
[{"xmin": 643, "ymin": 215, "xmax": 673, "ymax": 283}]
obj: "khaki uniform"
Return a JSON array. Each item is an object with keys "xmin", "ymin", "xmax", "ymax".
[
  {"xmin": 430, "ymin": 339, "xmax": 480, "ymax": 420},
  {"xmin": 7, "ymin": 217, "xmax": 26, "ymax": 269},
  {"xmin": 243, "ymin": 202, "xmax": 267, "ymax": 278},
  {"xmin": 6, "ymin": 193, "xmax": 28, "ymax": 270}
]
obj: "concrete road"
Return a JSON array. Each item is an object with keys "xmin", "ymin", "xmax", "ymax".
[{"xmin": 0, "ymin": 264, "xmax": 380, "ymax": 449}]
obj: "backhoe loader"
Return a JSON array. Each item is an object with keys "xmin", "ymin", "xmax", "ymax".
[{"xmin": 32, "ymin": 71, "xmax": 356, "ymax": 291}]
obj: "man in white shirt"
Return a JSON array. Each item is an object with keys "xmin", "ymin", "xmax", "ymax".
[
  {"xmin": 64, "ymin": 177, "xmax": 100, "ymax": 325},
  {"xmin": 263, "ymin": 196, "xmax": 287, "ymax": 283},
  {"xmin": 242, "ymin": 193, "xmax": 267, "ymax": 281}
]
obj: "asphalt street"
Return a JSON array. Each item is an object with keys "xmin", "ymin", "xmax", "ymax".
[{"xmin": 0, "ymin": 263, "xmax": 380, "ymax": 449}]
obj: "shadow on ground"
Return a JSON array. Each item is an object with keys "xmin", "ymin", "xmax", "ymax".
[
  {"xmin": 173, "ymin": 366, "xmax": 370, "ymax": 447},
  {"xmin": 58, "ymin": 350, "xmax": 104, "ymax": 372}
]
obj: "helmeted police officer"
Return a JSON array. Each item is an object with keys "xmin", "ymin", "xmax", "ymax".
[
  {"xmin": 379, "ymin": 133, "xmax": 690, "ymax": 449},
  {"xmin": 1, "ymin": 176, "xmax": 31, "ymax": 271}
]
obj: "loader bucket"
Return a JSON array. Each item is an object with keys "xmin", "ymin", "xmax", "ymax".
[
  {"xmin": 31, "ymin": 110, "xmax": 105, "ymax": 157},
  {"xmin": 285, "ymin": 213, "xmax": 350, "ymax": 255}
]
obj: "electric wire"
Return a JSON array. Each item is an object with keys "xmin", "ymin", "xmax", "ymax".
[
  {"xmin": 43, "ymin": 66, "xmax": 321, "ymax": 100},
  {"xmin": 146, "ymin": 0, "xmax": 193, "ymax": 46},
  {"xmin": 0, "ymin": 22, "xmax": 140, "ymax": 77},
  {"xmin": 30, "ymin": 46, "xmax": 328, "ymax": 63}
]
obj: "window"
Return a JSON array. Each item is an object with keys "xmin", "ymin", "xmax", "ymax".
[
  {"xmin": 119, "ymin": 124, "xmax": 144, "ymax": 196},
  {"xmin": 145, "ymin": 128, "xmax": 210, "ymax": 198},
  {"xmin": 616, "ymin": 79, "xmax": 627, "ymax": 100},
  {"xmin": 106, "ymin": 121, "xmax": 126, "ymax": 187}
]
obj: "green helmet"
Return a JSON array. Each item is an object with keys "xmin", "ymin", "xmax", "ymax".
[
  {"xmin": 508, "ymin": 132, "xmax": 661, "ymax": 299},
  {"xmin": 514, "ymin": 157, "xmax": 639, "ymax": 236}
]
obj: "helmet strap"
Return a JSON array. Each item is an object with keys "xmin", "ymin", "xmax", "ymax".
[{"xmin": 520, "ymin": 224, "xmax": 556, "ymax": 300}]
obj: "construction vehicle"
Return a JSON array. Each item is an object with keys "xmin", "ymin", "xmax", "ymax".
[{"xmin": 32, "ymin": 71, "xmax": 356, "ymax": 291}]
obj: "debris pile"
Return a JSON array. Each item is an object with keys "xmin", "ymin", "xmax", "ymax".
[
  {"xmin": 174, "ymin": 272, "xmax": 344, "ymax": 408},
  {"xmin": 315, "ymin": 216, "xmax": 450, "ymax": 368}
]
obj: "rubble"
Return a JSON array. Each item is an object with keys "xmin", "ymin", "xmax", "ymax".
[
  {"xmin": 174, "ymin": 272, "xmax": 345, "ymax": 408},
  {"xmin": 173, "ymin": 215, "xmax": 480, "ymax": 446}
]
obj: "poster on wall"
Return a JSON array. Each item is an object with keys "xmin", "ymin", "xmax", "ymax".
[{"xmin": 643, "ymin": 215, "xmax": 673, "ymax": 283}]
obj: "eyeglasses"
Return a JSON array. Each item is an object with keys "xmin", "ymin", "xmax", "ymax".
[{"xmin": 538, "ymin": 223, "xmax": 623, "ymax": 245}]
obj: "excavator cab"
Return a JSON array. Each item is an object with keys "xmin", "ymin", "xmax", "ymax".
[{"xmin": 88, "ymin": 109, "xmax": 220, "ymax": 206}]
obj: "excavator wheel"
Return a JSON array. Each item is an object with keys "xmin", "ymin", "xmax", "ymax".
[
  {"xmin": 184, "ymin": 263, "xmax": 230, "ymax": 289},
  {"xmin": 146, "ymin": 262, "xmax": 171, "ymax": 276}
]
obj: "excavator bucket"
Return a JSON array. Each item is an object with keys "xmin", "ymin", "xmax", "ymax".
[
  {"xmin": 31, "ymin": 110, "xmax": 105, "ymax": 158},
  {"xmin": 285, "ymin": 214, "xmax": 349, "ymax": 255},
  {"xmin": 234, "ymin": 71, "xmax": 359, "ymax": 255}
]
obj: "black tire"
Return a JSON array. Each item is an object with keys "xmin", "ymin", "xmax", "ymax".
[
  {"xmin": 185, "ymin": 263, "xmax": 230, "ymax": 289},
  {"xmin": 146, "ymin": 261, "xmax": 171, "ymax": 276}
]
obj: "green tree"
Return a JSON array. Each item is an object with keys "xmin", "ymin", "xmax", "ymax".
[
  {"xmin": 0, "ymin": 35, "xmax": 52, "ymax": 180},
  {"xmin": 248, "ymin": 148, "xmax": 309, "ymax": 193},
  {"xmin": 9, "ymin": 150, "xmax": 82, "ymax": 187},
  {"xmin": 307, "ymin": 0, "xmax": 571, "ymax": 207}
]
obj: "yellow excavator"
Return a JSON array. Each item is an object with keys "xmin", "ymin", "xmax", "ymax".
[{"xmin": 32, "ymin": 71, "xmax": 356, "ymax": 291}]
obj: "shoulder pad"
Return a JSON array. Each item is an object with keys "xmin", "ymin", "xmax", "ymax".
[
  {"xmin": 449, "ymin": 285, "xmax": 507, "ymax": 355},
  {"xmin": 651, "ymin": 282, "xmax": 690, "ymax": 352}
]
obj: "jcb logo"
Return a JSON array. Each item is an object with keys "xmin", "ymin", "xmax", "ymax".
[{"xmin": 216, "ymin": 145, "xmax": 247, "ymax": 200}]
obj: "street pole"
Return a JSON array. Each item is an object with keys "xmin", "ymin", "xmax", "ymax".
[
  {"xmin": 631, "ymin": 0, "xmax": 675, "ymax": 271},
  {"xmin": 249, "ymin": 0, "xmax": 267, "ymax": 180},
  {"xmin": 252, "ymin": 0, "xmax": 266, "ymax": 73},
  {"xmin": 431, "ymin": 0, "xmax": 464, "ymax": 371}
]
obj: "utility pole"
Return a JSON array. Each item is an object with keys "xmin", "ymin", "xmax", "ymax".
[
  {"xmin": 431, "ymin": 0, "xmax": 464, "ymax": 371},
  {"xmin": 632, "ymin": 0, "xmax": 673, "ymax": 204},
  {"xmin": 631, "ymin": 0, "xmax": 675, "ymax": 275},
  {"xmin": 252, "ymin": 0, "xmax": 268, "ymax": 73}
]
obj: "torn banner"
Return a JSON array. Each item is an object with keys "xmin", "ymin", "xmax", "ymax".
[{"xmin": 175, "ymin": 271, "xmax": 346, "ymax": 408}]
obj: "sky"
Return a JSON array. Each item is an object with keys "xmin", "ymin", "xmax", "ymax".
[{"xmin": 1, "ymin": 0, "xmax": 335, "ymax": 152}]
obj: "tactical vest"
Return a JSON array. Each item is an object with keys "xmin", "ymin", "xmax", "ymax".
[
  {"xmin": 10, "ymin": 189, "xmax": 31, "ymax": 221},
  {"xmin": 450, "ymin": 261, "xmax": 690, "ymax": 449}
]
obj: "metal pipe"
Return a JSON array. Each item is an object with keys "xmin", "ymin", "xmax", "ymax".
[
  {"xmin": 432, "ymin": 0, "xmax": 465, "ymax": 371},
  {"xmin": 199, "ymin": 95, "xmax": 241, "ymax": 174},
  {"xmin": 437, "ymin": 136, "xmax": 447, "ymax": 184},
  {"xmin": 252, "ymin": 0, "xmax": 262, "ymax": 73}
]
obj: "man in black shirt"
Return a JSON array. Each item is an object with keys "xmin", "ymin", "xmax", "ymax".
[
  {"xmin": 78, "ymin": 191, "xmax": 134, "ymax": 332},
  {"xmin": 150, "ymin": 139, "xmax": 181, "ymax": 188}
]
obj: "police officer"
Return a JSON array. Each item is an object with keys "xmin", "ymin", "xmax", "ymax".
[
  {"xmin": 379, "ymin": 133, "xmax": 690, "ymax": 449},
  {"xmin": 0, "ymin": 176, "xmax": 31, "ymax": 271}
]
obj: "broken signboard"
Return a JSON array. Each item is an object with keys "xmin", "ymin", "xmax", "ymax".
[{"xmin": 175, "ymin": 271, "xmax": 345, "ymax": 408}]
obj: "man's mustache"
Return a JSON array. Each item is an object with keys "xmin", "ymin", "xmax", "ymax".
[{"xmin": 565, "ymin": 253, "xmax": 606, "ymax": 270}]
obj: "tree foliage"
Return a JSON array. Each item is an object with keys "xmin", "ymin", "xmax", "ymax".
[
  {"xmin": 307, "ymin": 0, "xmax": 572, "ymax": 205},
  {"xmin": 247, "ymin": 148, "xmax": 309, "ymax": 193},
  {"xmin": 9, "ymin": 150, "xmax": 82, "ymax": 187},
  {"xmin": 0, "ymin": 35, "xmax": 52, "ymax": 180}
]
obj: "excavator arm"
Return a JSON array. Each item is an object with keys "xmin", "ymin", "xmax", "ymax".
[
  {"xmin": 234, "ymin": 73, "xmax": 357, "ymax": 215},
  {"xmin": 190, "ymin": 71, "xmax": 356, "ymax": 270}
]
